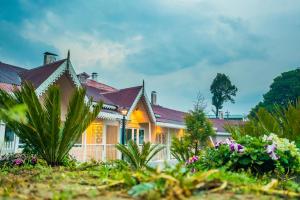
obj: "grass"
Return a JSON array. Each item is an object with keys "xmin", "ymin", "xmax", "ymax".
[{"xmin": 0, "ymin": 162, "xmax": 299, "ymax": 199}]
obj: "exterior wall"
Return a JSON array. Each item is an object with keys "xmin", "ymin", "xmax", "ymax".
[{"xmin": 39, "ymin": 73, "xmax": 76, "ymax": 120}]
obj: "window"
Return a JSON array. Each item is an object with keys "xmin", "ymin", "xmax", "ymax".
[
  {"xmin": 86, "ymin": 122, "xmax": 103, "ymax": 144},
  {"xmin": 155, "ymin": 132, "xmax": 166, "ymax": 144},
  {"xmin": 125, "ymin": 128, "xmax": 145, "ymax": 145},
  {"xmin": 139, "ymin": 129, "xmax": 145, "ymax": 144},
  {"xmin": 4, "ymin": 127, "xmax": 14, "ymax": 142}
]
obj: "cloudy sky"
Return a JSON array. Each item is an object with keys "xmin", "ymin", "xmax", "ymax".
[{"xmin": 1, "ymin": 0, "xmax": 300, "ymax": 115}]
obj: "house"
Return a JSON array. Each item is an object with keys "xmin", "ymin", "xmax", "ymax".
[{"xmin": 0, "ymin": 52, "xmax": 238, "ymax": 162}]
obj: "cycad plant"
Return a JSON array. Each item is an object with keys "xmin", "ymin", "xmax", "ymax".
[
  {"xmin": 170, "ymin": 137, "xmax": 191, "ymax": 162},
  {"xmin": 0, "ymin": 82, "xmax": 102, "ymax": 166},
  {"xmin": 226, "ymin": 101, "xmax": 300, "ymax": 146},
  {"xmin": 115, "ymin": 140, "xmax": 165, "ymax": 170}
]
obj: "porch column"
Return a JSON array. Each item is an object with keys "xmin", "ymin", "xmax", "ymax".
[
  {"xmin": 14, "ymin": 135, "xmax": 19, "ymax": 153},
  {"xmin": 102, "ymin": 124, "xmax": 107, "ymax": 161},
  {"xmin": 148, "ymin": 123, "xmax": 152, "ymax": 142},
  {"xmin": 0, "ymin": 122, "xmax": 5, "ymax": 148},
  {"xmin": 83, "ymin": 130, "xmax": 87, "ymax": 162},
  {"xmin": 167, "ymin": 128, "xmax": 171, "ymax": 160}
]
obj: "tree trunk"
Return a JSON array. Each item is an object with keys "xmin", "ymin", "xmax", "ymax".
[
  {"xmin": 194, "ymin": 142, "xmax": 198, "ymax": 155},
  {"xmin": 216, "ymin": 107, "xmax": 219, "ymax": 118}
]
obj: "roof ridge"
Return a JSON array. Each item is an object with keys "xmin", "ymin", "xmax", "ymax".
[{"xmin": 27, "ymin": 59, "xmax": 66, "ymax": 72}]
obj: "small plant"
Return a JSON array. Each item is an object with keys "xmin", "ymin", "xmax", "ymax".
[
  {"xmin": 115, "ymin": 140, "xmax": 164, "ymax": 170},
  {"xmin": 0, "ymin": 153, "xmax": 39, "ymax": 168}
]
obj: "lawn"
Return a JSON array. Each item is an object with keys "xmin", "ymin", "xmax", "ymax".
[{"xmin": 0, "ymin": 161, "xmax": 299, "ymax": 200}]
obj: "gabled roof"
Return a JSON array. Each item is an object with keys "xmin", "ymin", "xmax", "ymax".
[
  {"xmin": 103, "ymin": 86, "xmax": 143, "ymax": 109},
  {"xmin": 84, "ymin": 79, "xmax": 118, "ymax": 93},
  {"xmin": 209, "ymin": 119, "xmax": 244, "ymax": 132},
  {"xmin": 0, "ymin": 62, "xmax": 27, "ymax": 85},
  {"xmin": 20, "ymin": 59, "xmax": 66, "ymax": 88},
  {"xmin": 83, "ymin": 84, "xmax": 115, "ymax": 105},
  {"xmin": 152, "ymin": 105, "xmax": 186, "ymax": 125}
]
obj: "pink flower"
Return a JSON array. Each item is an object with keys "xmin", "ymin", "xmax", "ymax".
[
  {"xmin": 13, "ymin": 158, "xmax": 23, "ymax": 166},
  {"xmin": 266, "ymin": 143, "xmax": 279, "ymax": 160}
]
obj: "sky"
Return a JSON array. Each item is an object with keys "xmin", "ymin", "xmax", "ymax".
[{"xmin": 1, "ymin": 0, "xmax": 300, "ymax": 115}]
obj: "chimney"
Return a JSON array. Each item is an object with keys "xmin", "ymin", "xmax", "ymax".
[
  {"xmin": 91, "ymin": 72, "xmax": 98, "ymax": 81},
  {"xmin": 77, "ymin": 72, "xmax": 90, "ymax": 83},
  {"xmin": 151, "ymin": 91, "xmax": 157, "ymax": 105},
  {"xmin": 43, "ymin": 52, "xmax": 57, "ymax": 65}
]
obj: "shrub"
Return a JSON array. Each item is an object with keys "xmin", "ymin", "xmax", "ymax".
[
  {"xmin": 0, "ymin": 153, "xmax": 40, "ymax": 168},
  {"xmin": 116, "ymin": 140, "xmax": 165, "ymax": 170},
  {"xmin": 188, "ymin": 134, "xmax": 300, "ymax": 175}
]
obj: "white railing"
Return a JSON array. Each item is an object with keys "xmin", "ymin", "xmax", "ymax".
[
  {"xmin": 1, "ymin": 141, "xmax": 15, "ymax": 155},
  {"xmin": 70, "ymin": 144, "xmax": 170, "ymax": 162}
]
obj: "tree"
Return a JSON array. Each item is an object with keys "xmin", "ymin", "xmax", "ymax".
[
  {"xmin": 250, "ymin": 68, "xmax": 300, "ymax": 117},
  {"xmin": 185, "ymin": 107, "xmax": 215, "ymax": 155},
  {"xmin": 115, "ymin": 140, "xmax": 164, "ymax": 170},
  {"xmin": 0, "ymin": 82, "xmax": 102, "ymax": 166},
  {"xmin": 210, "ymin": 73, "xmax": 238, "ymax": 118}
]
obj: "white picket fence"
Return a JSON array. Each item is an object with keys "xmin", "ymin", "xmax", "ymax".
[
  {"xmin": 69, "ymin": 144, "xmax": 170, "ymax": 162},
  {"xmin": 1, "ymin": 142, "xmax": 170, "ymax": 163}
]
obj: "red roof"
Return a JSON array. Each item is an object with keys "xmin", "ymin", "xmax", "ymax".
[
  {"xmin": 152, "ymin": 105, "xmax": 186, "ymax": 125},
  {"xmin": 0, "ymin": 83, "xmax": 20, "ymax": 92},
  {"xmin": 83, "ymin": 84, "xmax": 115, "ymax": 105},
  {"xmin": 209, "ymin": 119, "xmax": 244, "ymax": 132},
  {"xmin": 20, "ymin": 59, "xmax": 66, "ymax": 88},
  {"xmin": 103, "ymin": 86, "xmax": 142, "ymax": 109},
  {"xmin": 85, "ymin": 79, "xmax": 118, "ymax": 93}
]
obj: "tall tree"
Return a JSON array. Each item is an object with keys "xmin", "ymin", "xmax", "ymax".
[
  {"xmin": 250, "ymin": 68, "xmax": 300, "ymax": 117},
  {"xmin": 0, "ymin": 82, "xmax": 102, "ymax": 166},
  {"xmin": 210, "ymin": 73, "xmax": 238, "ymax": 118}
]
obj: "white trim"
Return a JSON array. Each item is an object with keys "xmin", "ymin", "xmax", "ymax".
[
  {"xmin": 35, "ymin": 61, "xmax": 67, "ymax": 96},
  {"xmin": 143, "ymin": 91, "xmax": 157, "ymax": 123},
  {"xmin": 68, "ymin": 62, "xmax": 81, "ymax": 88},
  {"xmin": 216, "ymin": 131, "xmax": 231, "ymax": 136},
  {"xmin": 103, "ymin": 104, "xmax": 117, "ymax": 110},
  {"xmin": 98, "ymin": 111, "xmax": 122, "ymax": 120},
  {"xmin": 126, "ymin": 87, "xmax": 156, "ymax": 123},
  {"xmin": 156, "ymin": 122, "xmax": 185, "ymax": 129},
  {"xmin": 126, "ymin": 88, "xmax": 143, "ymax": 118}
]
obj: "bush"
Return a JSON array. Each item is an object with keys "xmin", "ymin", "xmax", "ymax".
[
  {"xmin": 0, "ymin": 153, "xmax": 40, "ymax": 168},
  {"xmin": 188, "ymin": 134, "xmax": 300, "ymax": 175}
]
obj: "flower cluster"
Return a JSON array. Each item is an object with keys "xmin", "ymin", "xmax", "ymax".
[
  {"xmin": 215, "ymin": 138, "xmax": 244, "ymax": 153},
  {"xmin": 186, "ymin": 155, "xmax": 199, "ymax": 165},
  {"xmin": 0, "ymin": 153, "xmax": 38, "ymax": 168},
  {"xmin": 263, "ymin": 133, "xmax": 300, "ymax": 158},
  {"xmin": 13, "ymin": 158, "xmax": 24, "ymax": 166},
  {"xmin": 265, "ymin": 143, "xmax": 279, "ymax": 160}
]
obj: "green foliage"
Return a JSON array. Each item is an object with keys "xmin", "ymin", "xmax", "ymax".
[
  {"xmin": 185, "ymin": 108, "xmax": 215, "ymax": 155},
  {"xmin": 191, "ymin": 134, "xmax": 300, "ymax": 175},
  {"xmin": 115, "ymin": 140, "xmax": 165, "ymax": 170},
  {"xmin": 228, "ymin": 101, "xmax": 300, "ymax": 146},
  {"xmin": 210, "ymin": 73, "xmax": 238, "ymax": 118},
  {"xmin": 170, "ymin": 137, "xmax": 192, "ymax": 162},
  {"xmin": 250, "ymin": 68, "xmax": 300, "ymax": 117},
  {"xmin": 171, "ymin": 108, "xmax": 215, "ymax": 162},
  {"xmin": 0, "ymin": 82, "xmax": 102, "ymax": 166}
]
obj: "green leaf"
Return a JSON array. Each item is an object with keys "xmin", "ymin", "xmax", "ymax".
[{"xmin": 128, "ymin": 182, "xmax": 156, "ymax": 197}]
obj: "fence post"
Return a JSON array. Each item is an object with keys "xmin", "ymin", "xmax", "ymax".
[
  {"xmin": 102, "ymin": 124, "xmax": 107, "ymax": 161},
  {"xmin": 0, "ymin": 122, "xmax": 5, "ymax": 151},
  {"xmin": 167, "ymin": 128, "xmax": 171, "ymax": 160},
  {"xmin": 83, "ymin": 131, "xmax": 87, "ymax": 162}
]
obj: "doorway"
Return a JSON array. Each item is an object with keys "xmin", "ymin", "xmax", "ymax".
[{"xmin": 126, "ymin": 128, "xmax": 145, "ymax": 145}]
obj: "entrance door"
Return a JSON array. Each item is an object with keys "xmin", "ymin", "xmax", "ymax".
[{"xmin": 126, "ymin": 128, "xmax": 145, "ymax": 145}]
